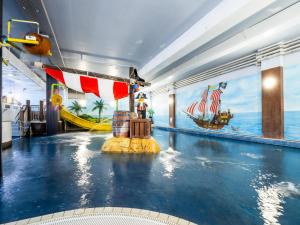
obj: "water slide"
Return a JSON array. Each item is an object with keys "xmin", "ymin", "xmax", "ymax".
[{"xmin": 60, "ymin": 106, "xmax": 112, "ymax": 131}]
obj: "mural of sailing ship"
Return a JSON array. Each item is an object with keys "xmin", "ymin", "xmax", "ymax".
[{"xmin": 184, "ymin": 82, "xmax": 233, "ymax": 130}]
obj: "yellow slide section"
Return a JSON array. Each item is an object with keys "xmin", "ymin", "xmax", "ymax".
[{"xmin": 60, "ymin": 106, "xmax": 112, "ymax": 131}]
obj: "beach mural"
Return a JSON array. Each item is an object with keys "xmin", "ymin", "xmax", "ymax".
[
  {"xmin": 176, "ymin": 69, "xmax": 262, "ymax": 136},
  {"xmin": 284, "ymin": 63, "xmax": 300, "ymax": 141}
]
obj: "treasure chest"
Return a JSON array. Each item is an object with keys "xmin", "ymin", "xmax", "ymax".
[{"xmin": 130, "ymin": 119, "xmax": 151, "ymax": 139}]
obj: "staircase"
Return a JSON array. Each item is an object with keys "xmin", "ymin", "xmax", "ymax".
[{"xmin": 15, "ymin": 102, "xmax": 46, "ymax": 136}]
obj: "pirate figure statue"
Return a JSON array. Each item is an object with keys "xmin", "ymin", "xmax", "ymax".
[
  {"xmin": 136, "ymin": 92, "xmax": 148, "ymax": 119},
  {"xmin": 130, "ymin": 68, "xmax": 145, "ymax": 94}
]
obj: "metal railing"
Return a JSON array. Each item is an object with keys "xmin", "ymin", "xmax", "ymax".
[{"xmin": 15, "ymin": 103, "xmax": 46, "ymax": 136}]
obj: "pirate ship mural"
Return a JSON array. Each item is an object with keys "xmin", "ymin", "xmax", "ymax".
[{"xmin": 184, "ymin": 82, "xmax": 233, "ymax": 130}]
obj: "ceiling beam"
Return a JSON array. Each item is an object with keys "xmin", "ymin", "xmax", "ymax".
[{"xmin": 3, "ymin": 47, "xmax": 46, "ymax": 89}]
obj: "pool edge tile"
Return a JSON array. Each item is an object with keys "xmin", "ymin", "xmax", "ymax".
[
  {"xmin": 83, "ymin": 208, "xmax": 95, "ymax": 214},
  {"xmin": 40, "ymin": 214, "xmax": 53, "ymax": 221},
  {"xmin": 28, "ymin": 216, "xmax": 42, "ymax": 224},
  {"xmin": 177, "ymin": 218, "xmax": 190, "ymax": 225}
]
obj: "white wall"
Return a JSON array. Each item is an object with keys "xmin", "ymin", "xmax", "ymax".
[{"xmin": 2, "ymin": 122, "xmax": 12, "ymax": 144}]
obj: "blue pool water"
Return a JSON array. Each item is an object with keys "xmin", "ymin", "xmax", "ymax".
[{"xmin": 1, "ymin": 130, "xmax": 300, "ymax": 224}]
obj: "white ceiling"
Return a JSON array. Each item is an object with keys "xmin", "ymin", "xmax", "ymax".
[
  {"xmin": 16, "ymin": 0, "xmax": 221, "ymax": 77},
  {"xmin": 10, "ymin": 0, "xmax": 300, "ymax": 85}
]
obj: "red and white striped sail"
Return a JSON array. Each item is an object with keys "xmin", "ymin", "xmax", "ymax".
[
  {"xmin": 45, "ymin": 67, "xmax": 129, "ymax": 100},
  {"xmin": 210, "ymin": 89, "xmax": 223, "ymax": 114},
  {"xmin": 210, "ymin": 89, "xmax": 222, "ymax": 102},
  {"xmin": 210, "ymin": 101, "xmax": 220, "ymax": 114},
  {"xmin": 186, "ymin": 102, "xmax": 198, "ymax": 115},
  {"xmin": 198, "ymin": 88, "xmax": 208, "ymax": 113}
]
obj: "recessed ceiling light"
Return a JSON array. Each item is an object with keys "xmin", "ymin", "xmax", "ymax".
[{"xmin": 136, "ymin": 39, "xmax": 143, "ymax": 45}]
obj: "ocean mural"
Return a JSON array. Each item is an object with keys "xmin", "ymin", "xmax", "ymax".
[
  {"xmin": 151, "ymin": 92, "xmax": 169, "ymax": 127},
  {"xmin": 151, "ymin": 53, "xmax": 300, "ymax": 142},
  {"xmin": 176, "ymin": 71, "xmax": 262, "ymax": 136},
  {"xmin": 184, "ymin": 82, "xmax": 233, "ymax": 130},
  {"xmin": 284, "ymin": 64, "xmax": 300, "ymax": 141}
]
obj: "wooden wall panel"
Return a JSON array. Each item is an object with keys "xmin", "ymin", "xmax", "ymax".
[
  {"xmin": 262, "ymin": 66, "xmax": 284, "ymax": 139},
  {"xmin": 169, "ymin": 94, "xmax": 176, "ymax": 128}
]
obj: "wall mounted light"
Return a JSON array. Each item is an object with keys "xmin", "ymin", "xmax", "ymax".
[
  {"xmin": 168, "ymin": 96, "xmax": 174, "ymax": 105},
  {"xmin": 263, "ymin": 76, "xmax": 277, "ymax": 90}
]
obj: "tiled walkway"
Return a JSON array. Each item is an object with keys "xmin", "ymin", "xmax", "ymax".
[{"xmin": 3, "ymin": 208, "xmax": 196, "ymax": 225}]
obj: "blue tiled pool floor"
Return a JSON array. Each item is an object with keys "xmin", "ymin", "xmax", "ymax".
[{"xmin": 1, "ymin": 130, "xmax": 300, "ymax": 224}]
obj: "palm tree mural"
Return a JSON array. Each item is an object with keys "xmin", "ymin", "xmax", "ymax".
[
  {"xmin": 68, "ymin": 101, "xmax": 85, "ymax": 116},
  {"xmin": 92, "ymin": 99, "xmax": 107, "ymax": 122}
]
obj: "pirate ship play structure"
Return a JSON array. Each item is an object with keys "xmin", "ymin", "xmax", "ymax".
[
  {"xmin": 184, "ymin": 82, "xmax": 233, "ymax": 130},
  {"xmin": 43, "ymin": 65, "xmax": 160, "ymax": 154},
  {"xmin": 2, "ymin": 17, "xmax": 159, "ymax": 153}
]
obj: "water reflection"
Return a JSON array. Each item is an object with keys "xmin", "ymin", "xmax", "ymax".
[
  {"xmin": 71, "ymin": 134, "xmax": 97, "ymax": 206},
  {"xmin": 159, "ymin": 147, "xmax": 182, "ymax": 178},
  {"xmin": 252, "ymin": 146, "xmax": 300, "ymax": 225},
  {"xmin": 158, "ymin": 132, "xmax": 183, "ymax": 178},
  {"xmin": 107, "ymin": 154, "xmax": 155, "ymax": 206},
  {"xmin": 196, "ymin": 138, "xmax": 228, "ymax": 155},
  {"xmin": 252, "ymin": 172, "xmax": 300, "ymax": 225}
]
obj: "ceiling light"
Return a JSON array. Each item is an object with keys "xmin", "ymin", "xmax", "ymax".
[
  {"xmin": 79, "ymin": 60, "xmax": 87, "ymax": 70},
  {"xmin": 108, "ymin": 66, "xmax": 118, "ymax": 75},
  {"xmin": 136, "ymin": 39, "xmax": 143, "ymax": 44}
]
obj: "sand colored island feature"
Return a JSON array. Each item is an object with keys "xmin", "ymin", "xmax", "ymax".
[{"xmin": 101, "ymin": 137, "xmax": 160, "ymax": 154}]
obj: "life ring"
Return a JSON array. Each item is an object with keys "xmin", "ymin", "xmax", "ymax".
[{"xmin": 51, "ymin": 94, "xmax": 62, "ymax": 106}]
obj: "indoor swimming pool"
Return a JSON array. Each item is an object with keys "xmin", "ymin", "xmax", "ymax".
[{"xmin": 1, "ymin": 130, "xmax": 300, "ymax": 225}]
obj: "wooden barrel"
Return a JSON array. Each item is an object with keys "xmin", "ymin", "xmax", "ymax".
[{"xmin": 112, "ymin": 111, "xmax": 131, "ymax": 137}]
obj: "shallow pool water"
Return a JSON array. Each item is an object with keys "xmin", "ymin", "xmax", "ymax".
[{"xmin": 1, "ymin": 130, "xmax": 300, "ymax": 224}]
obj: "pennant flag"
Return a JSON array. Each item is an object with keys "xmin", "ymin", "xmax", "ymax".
[{"xmin": 45, "ymin": 67, "xmax": 129, "ymax": 100}]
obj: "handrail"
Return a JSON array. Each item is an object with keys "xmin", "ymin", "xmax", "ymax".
[{"xmin": 7, "ymin": 19, "xmax": 40, "ymax": 38}]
